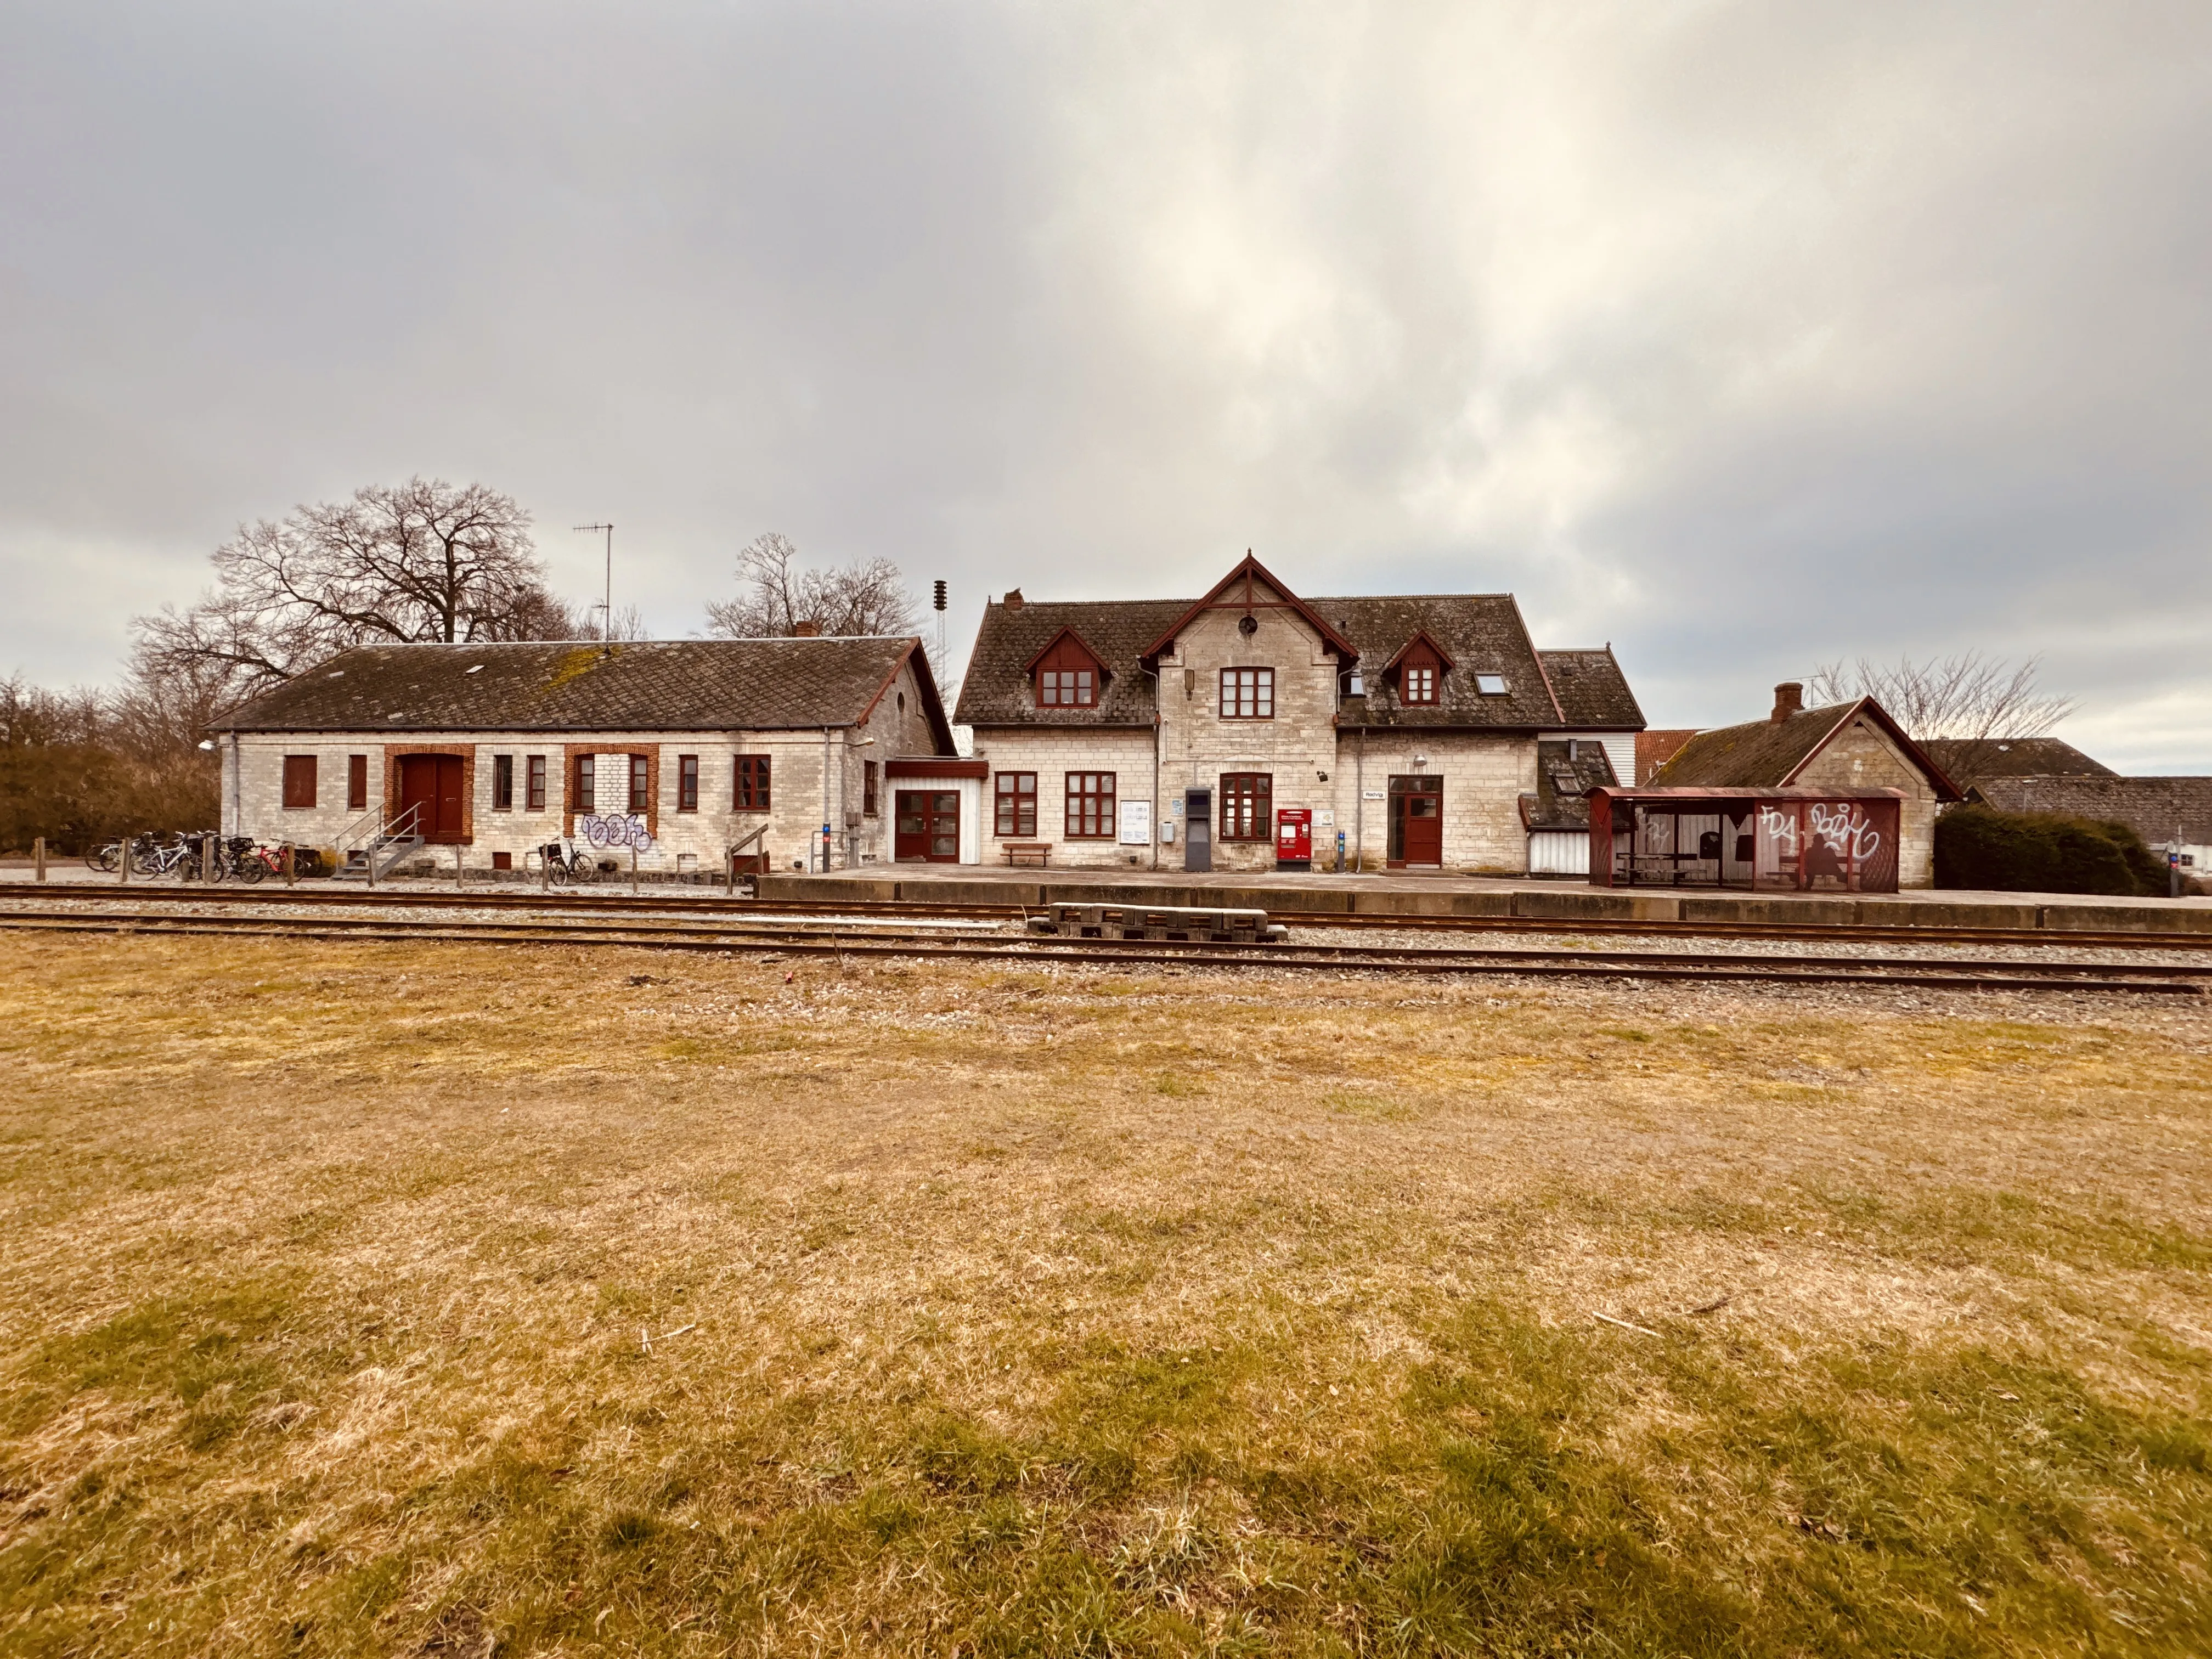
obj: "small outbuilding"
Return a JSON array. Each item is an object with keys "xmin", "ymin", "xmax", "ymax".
[{"xmin": 1614, "ymin": 683, "xmax": 1962, "ymax": 889}]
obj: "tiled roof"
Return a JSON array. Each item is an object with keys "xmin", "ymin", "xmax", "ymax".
[
  {"xmin": 1646, "ymin": 703, "xmax": 1860, "ymax": 788},
  {"xmin": 953, "ymin": 599, "xmax": 1186, "ymax": 727},
  {"xmin": 1974, "ymin": 776, "xmax": 2212, "ymax": 844},
  {"xmin": 1921, "ymin": 737, "xmax": 2115, "ymax": 787},
  {"xmin": 1519, "ymin": 738, "xmax": 1622, "ymax": 831},
  {"xmin": 1635, "ymin": 728, "xmax": 1699, "ymax": 785},
  {"xmin": 956, "ymin": 590, "xmax": 1645, "ymax": 732},
  {"xmin": 1537, "ymin": 649, "xmax": 1644, "ymax": 730},
  {"xmin": 212, "ymin": 637, "xmax": 953, "ymax": 744},
  {"xmin": 1646, "ymin": 697, "xmax": 1961, "ymax": 800}
]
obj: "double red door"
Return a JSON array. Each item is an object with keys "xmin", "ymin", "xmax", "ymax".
[
  {"xmin": 397, "ymin": 754, "xmax": 466, "ymax": 844},
  {"xmin": 895, "ymin": 790, "xmax": 961, "ymax": 862}
]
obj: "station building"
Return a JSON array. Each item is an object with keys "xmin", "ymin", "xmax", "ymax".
[
  {"xmin": 210, "ymin": 635, "xmax": 957, "ymax": 876},
  {"xmin": 952, "ymin": 555, "xmax": 1645, "ymax": 873}
]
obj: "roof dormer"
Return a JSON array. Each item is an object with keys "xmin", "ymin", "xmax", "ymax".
[
  {"xmin": 1380, "ymin": 630, "xmax": 1455, "ymax": 706},
  {"xmin": 1024, "ymin": 626, "xmax": 1107, "ymax": 709}
]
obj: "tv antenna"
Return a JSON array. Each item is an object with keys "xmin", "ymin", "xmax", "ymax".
[{"xmin": 574, "ymin": 523, "xmax": 613, "ymax": 652}]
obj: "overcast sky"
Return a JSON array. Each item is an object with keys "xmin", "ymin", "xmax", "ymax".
[{"xmin": 3, "ymin": 2, "xmax": 2208, "ymax": 767}]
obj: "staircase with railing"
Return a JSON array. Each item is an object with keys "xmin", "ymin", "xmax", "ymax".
[{"xmin": 332, "ymin": 802, "xmax": 425, "ymax": 883}]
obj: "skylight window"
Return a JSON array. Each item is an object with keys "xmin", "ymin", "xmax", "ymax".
[
  {"xmin": 1475, "ymin": 674, "xmax": 1509, "ymax": 696},
  {"xmin": 466, "ymin": 664, "xmax": 485, "ymax": 675}
]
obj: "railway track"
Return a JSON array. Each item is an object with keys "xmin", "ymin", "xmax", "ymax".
[
  {"xmin": 3, "ymin": 901, "xmax": 2204, "ymax": 996},
  {"xmin": 8, "ymin": 878, "xmax": 2212, "ymax": 951}
]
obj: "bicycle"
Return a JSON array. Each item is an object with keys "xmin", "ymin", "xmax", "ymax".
[
  {"xmin": 536, "ymin": 840, "xmax": 597, "ymax": 884},
  {"xmin": 87, "ymin": 832, "xmax": 156, "ymax": 873}
]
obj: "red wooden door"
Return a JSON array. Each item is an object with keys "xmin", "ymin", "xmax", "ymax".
[
  {"xmin": 1388, "ymin": 776, "xmax": 1443, "ymax": 868},
  {"xmin": 894, "ymin": 790, "xmax": 960, "ymax": 862},
  {"xmin": 398, "ymin": 755, "xmax": 466, "ymax": 843}
]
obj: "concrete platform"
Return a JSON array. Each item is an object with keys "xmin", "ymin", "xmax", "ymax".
[{"xmin": 754, "ymin": 864, "xmax": 2212, "ymax": 934}]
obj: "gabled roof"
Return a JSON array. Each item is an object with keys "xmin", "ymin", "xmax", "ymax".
[
  {"xmin": 1380, "ymin": 629, "xmax": 1457, "ymax": 676},
  {"xmin": 1022, "ymin": 624, "xmax": 1108, "ymax": 675},
  {"xmin": 1646, "ymin": 697, "xmax": 1962, "ymax": 800},
  {"xmin": 212, "ymin": 637, "xmax": 956, "ymax": 749},
  {"xmin": 1974, "ymin": 775, "xmax": 2212, "ymax": 844},
  {"xmin": 1537, "ymin": 649, "xmax": 1644, "ymax": 730},
  {"xmin": 955, "ymin": 599, "xmax": 1183, "ymax": 728},
  {"xmin": 1326, "ymin": 595, "xmax": 1571, "ymax": 730},
  {"xmin": 1139, "ymin": 554, "xmax": 1358, "ymax": 668}
]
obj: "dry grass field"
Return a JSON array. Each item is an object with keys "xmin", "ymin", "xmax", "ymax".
[{"xmin": 3, "ymin": 934, "xmax": 2211, "ymax": 1657}]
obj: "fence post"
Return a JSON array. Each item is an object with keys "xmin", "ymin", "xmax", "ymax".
[
  {"xmin": 630, "ymin": 843, "xmax": 639, "ymax": 895},
  {"xmin": 454, "ymin": 844, "xmax": 464, "ymax": 890},
  {"xmin": 202, "ymin": 834, "xmax": 215, "ymax": 882},
  {"xmin": 121, "ymin": 832, "xmax": 131, "ymax": 884},
  {"xmin": 540, "ymin": 844, "xmax": 551, "ymax": 891},
  {"xmin": 33, "ymin": 836, "xmax": 46, "ymax": 882},
  {"xmin": 283, "ymin": 844, "xmax": 295, "ymax": 886}
]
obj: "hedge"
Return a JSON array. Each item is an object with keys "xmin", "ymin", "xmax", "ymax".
[{"xmin": 1934, "ymin": 804, "xmax": 2169, "ymax": 896}]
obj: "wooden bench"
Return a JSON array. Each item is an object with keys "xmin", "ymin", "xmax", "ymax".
[{"xmin": 1003, "ymin": 842, "xmax": 1053, "ymax": 867}]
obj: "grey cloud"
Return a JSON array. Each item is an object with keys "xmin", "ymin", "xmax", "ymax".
[{"xmin": 3, "ymin": 2, "xmax": 2207, "ymax": 765}]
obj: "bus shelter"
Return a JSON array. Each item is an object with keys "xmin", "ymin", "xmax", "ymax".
[{"xmin": 1587, "ymin": 787, "xmax": 1905, "ymax": 892}]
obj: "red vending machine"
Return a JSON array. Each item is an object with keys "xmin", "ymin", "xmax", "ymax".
[{"xmin": 1274, "ymin": 808, "xmax": 1312, "ymax": 871}]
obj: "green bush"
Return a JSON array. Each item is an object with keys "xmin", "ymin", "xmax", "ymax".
[{"xmin": 1936, "ymin": 804, "xmax": 2168, "ymax": 895}]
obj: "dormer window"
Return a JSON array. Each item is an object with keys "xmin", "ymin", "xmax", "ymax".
[
  {"xmin": 1403, "ymin": 665, "xmax": 1436, "ymax": 704},
  {"xmin": 1041, "ymin": 667, "xmax": 1094, "ymax": 707},
  {"xmin": 1027, "ymin": 627, "xmax": 1106, "ymax": 710},
  {"xmin": 1383, "ymin": 630, "xmax": 1453, "ymax": 709}
]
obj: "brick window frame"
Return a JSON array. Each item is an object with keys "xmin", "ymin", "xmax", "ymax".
[
  {"xmin": 1219, "ymin": 667, "xmax": 1274, "ymax": 719},
  {"xmin": 1219, "ymin": 772, "xmax": 1272, "ymax": 840},
  {"xmin": 995, "ymin": 771, "xmax": 1037, "ymax": 838},
  {"xmin": 733, "ymin": 754, "xmax": 772, "ymax": 811},
  {"xmin": 1064, "ymin": 771, "xmax": 1115, "ymax": 839},
  {"xmin": 628, "ymin": 753, "xmax": 651, "ymax": 813},
  {"xmin": 381, "ymin": 746, "xmax": 476, "ymax": 843},
  {"xmin": 282, "ymin": 755, "xmax": 317, "ymax": 809},
  {"xmin": 563, "ymin": 743, "xmax": 657, "ymax": 838}
]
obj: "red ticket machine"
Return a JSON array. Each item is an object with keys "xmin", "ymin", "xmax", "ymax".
[{"xmin": 1274, "ymin": 807, "xmax": 1312, "ymax": 871}]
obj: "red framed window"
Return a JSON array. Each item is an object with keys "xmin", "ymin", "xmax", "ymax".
[
  {"xmin": 1220, "ymin": 667, "xmax": 1274, "ymax": 719},
  {"xmin": 628, "ymin": 754, "xmax": 650, "ymax": 812},
  {"xmin": 995, "ymin": 772, "xmax": 1037, "ymax": 837},
  {"xmin": 1040, "ymin": 668, "xmax": 1094, "ymax": 707},
  {"xmin": 282, "ymin": 755, "xmax": 317, "ymax": 809},
  {"xmin": 347, "ymin": 754, "xmax": 368, "ymax": 811},
  {"xmin": 677, "ymin": 754, "xmax": 699, "ymax": 811},
  {"xmin": 1402, "ymin": 665, "xmax": 1436, "ymax": 704},
  {"xmin": 864, "ymin": 760, "xmax": 879, "ymax": 816},
  {"xmin": 526, "ymin": 755, "xmax": 547, "ymax": 812},
  {"xmin": 1064, "ymin": 772, "xmax": 1115, "ymax": 838},
  {"xmin": 574, "ymin": 754, "xmax": 596, "ymax": 812},
  {"xmin": 1220, "ymin": 772, "xmax": 1272, "ymax": 840},
  {"xmin": 492, "ymin": 754, "xmax": 514, "ymax": 810},
  {"xmin": 734, "ymin": 754, "xmax": 771, "ymax": 810}
]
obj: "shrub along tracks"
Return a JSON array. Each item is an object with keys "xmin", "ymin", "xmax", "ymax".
[{"xmin": 2, "ymin": 891, "xmax": 2205, "ymax": 996}]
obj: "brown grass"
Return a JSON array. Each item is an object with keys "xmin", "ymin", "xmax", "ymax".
[{"xmin": 2, "ymin": 936, "xmax": 2210, "ymax": 1655}]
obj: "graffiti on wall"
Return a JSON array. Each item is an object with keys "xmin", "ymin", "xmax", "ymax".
[{"xmin": 579, "ymin": 814, "xmax": 654, "ymax": 851}]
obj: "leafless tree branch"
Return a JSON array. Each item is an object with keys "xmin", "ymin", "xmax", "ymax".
[
  {"xmin": 1807, "ymin": 651, "xmax": 2078, "ymax": 783},
  {"xmin": 705, "ymin": 532, "xmax": 918, "ymax": 639}
]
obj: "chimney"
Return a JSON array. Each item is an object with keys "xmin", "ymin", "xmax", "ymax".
[
  {"xmin": 1771, "ymin": 681, "xmax": 1803, "ymax": 724},
  {"xmin": 1002, "ymin": 589, "xmax": 1024, "ymax": 611},
  {"xmin": 793, "ymin": 619, "xmax": 821, "ymax": 637}
]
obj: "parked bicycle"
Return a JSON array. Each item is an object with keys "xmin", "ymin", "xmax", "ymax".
[
  {"xmin": 86, "ymin": 832, "xmax": 157, "ymax": 873},
  {"xmin": 536, "ymin": 840, "xmax": 598, "ymax": 884}
]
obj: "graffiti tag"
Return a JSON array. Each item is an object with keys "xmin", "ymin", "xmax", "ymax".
[{"xmin": 580, "ymin": 814, "xmax": 654, "ymax": 851}]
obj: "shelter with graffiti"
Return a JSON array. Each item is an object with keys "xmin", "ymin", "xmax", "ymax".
[{"xmin": 1612, "ymin": 684, "xmax": 1962, "ymax": 888}]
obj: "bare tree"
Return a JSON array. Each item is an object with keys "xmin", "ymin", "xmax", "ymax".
[
  {"xmin": 705, "ymin": 532, "xmax": 918, "ymax": 639},
  {"xmin": 1807, "ymin": 652, "xmax": 2077, "ymax": 783},
  {"xmin": 133, "ymin": 478, "xmax": 570, "ymax": 703}
]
